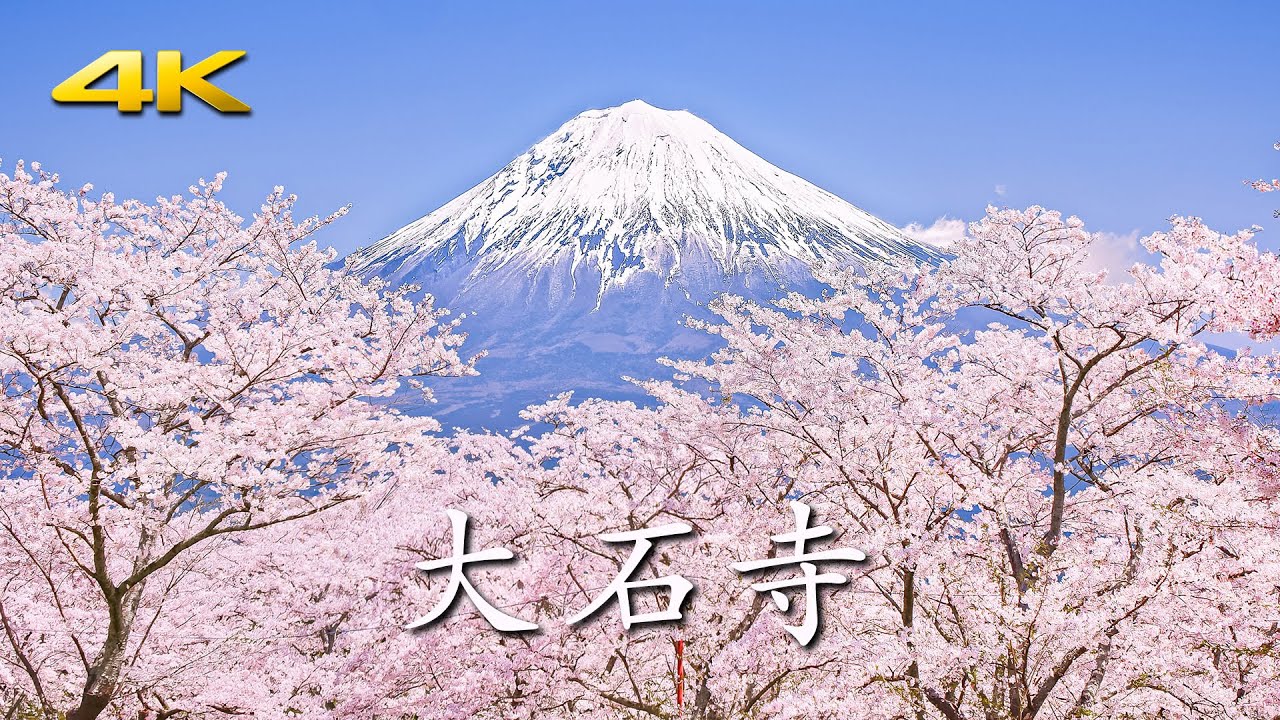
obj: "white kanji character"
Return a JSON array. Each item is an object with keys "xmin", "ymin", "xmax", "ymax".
[
  {"xmin": 569, "ymin": 522, "xmax": 693, "ymax": 629},
  {"xmin": 732, "ymin": 501, "xmax": 865, "ymax": 645},
  {"xmin": 406, "ymin": 509, "xmax": 538, "ymax": 632}
]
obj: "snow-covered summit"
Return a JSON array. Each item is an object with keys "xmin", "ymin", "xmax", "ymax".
[
  {"xmin": 346, "ymin": 101, "xmax": 941, "ymax": 426},
  {"xmin": 349, "ymin": 100, "xmax": 938, "ymax": 302}
]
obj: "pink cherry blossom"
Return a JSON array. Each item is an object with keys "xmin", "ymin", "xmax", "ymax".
[
  {"xmin": 0, "ymin": 162, "xmax": 474, "ymax": 719},
  {"xmin": 3, "ymin": 161, "xmax": 1280, "ymax": 720}
]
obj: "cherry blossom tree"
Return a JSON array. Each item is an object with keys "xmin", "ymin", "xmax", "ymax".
[
  {"xmin": 1248, "ymin": 140, "xmax": 1280, "ymax": 217},
  {"xmin": 0, "ymin": 162, "xmax": 474, "ymax": 720},
  {"xmin": 5, "ymin": 160, "xmax": 1280, "ymax": 720},
  {"xmin": 212, "ymin": 207, "xmax": 1280, "ymax": 719},
  {"xmin": 672, "ymin": 207, "xmax": 1280, "ymax": 719},
  {"xmin": 206, "ymin": 394, "xmax": 866, "ymax": 719}
]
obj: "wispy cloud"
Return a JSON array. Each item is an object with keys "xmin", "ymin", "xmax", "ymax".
[
  {"xmin": 900, "ymin": 216, "xmax": 967, "ymax": 248},
  {"xmin": 1083, "ymin": 230, "xmax": 1149, "ymax": 279},
  {"xmin": 901, "ymin": 218, "xmax": 1157, "ymax": 283},
  {"xmin": 994, "ymin": 184, "xmax": 1008, "ymax": 197}
]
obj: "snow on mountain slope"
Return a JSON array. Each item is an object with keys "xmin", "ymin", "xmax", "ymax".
[
  {"xmin": 349, "ymin": 100, "xmax": 938, "ymax": 306},
  {"xmin": 347, "ymin": 101, "xmax": 940, "ymax": 427}
]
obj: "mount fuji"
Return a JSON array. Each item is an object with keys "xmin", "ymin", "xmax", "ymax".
[{"xmin": 348, "ymin": 100, "xmax": 940, "ymax": 426}]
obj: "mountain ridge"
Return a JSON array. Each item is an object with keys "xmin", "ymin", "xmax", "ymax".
[
  {"xmin": 347, "ymin": 100, "xmax": 940, "ymax": 426},
  {"xmin": 349, "ymin": 100, "xmax": 938, "ymax": 308}
]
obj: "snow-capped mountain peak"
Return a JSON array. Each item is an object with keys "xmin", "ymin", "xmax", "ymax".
[
  {"xmin": 349, "ymin": 100, "xmax": 938, "ymax": 302},
  {"xmin": 347, "ymin": 101, "xmax": 940, "ymax": 425}
]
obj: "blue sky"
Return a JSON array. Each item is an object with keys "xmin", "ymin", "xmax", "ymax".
[{"xmin": 2, "ymin": 1, "xmax": 1278, "ymax": 256}]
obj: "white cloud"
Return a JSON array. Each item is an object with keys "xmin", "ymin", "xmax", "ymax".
[
  {"xmin": 994, "ymin": 184, "xmax": 1008, "ymax": 197},
  {"xmin": 900, "ymin": 216, "xmax": 967, "ymax": 248},
  {"xmin": 901, "ymin": 220, "xmax": 1158, "ymax": 283},
  {"xmin": 900, "ymin": 221, "xmax": 1153, "ymax": 279},
  {"xmin": 1082, "ymin": 230, "xmax": 1156, "ymax": 281}
]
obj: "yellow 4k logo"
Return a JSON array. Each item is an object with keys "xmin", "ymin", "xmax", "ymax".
[{"xmin": 52, "ymin": 51, "xmax": 250, "ymax": 113}]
